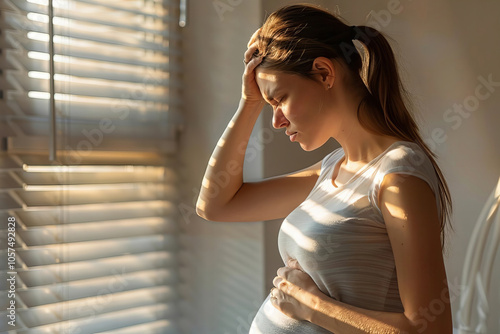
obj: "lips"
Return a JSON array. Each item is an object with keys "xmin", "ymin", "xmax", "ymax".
[{"xmin": 285, "ymin": 130, "xmax": 297, "ymax": 142}]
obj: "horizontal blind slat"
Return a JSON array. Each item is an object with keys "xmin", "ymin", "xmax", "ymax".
[
  {"xmin": 7, "ymin": 92, "xmax": 176, "ymax": 120},
  {"xmin": 16, "ymin": 203, "xmax": 177, "ymax": 226},
  {"xmin": 16, "ymin": 217, "xmax": 178, "ymax": 246},
  {"xmin": 12, "ymin": 269, "xmax": 178, "ymax": 307},
  {"xmin": 14, "ymin": 234, "xmax": 177, "ymax": 266},
  {"xmin": 13, "ymin": 168, "xmax": 174, "ymax": 185},
  {"xmin": 16, "ymin": 185, "xmax": 178, "ymax": 206},
  {"xmin": 7, "ymin": 70, "xmax": 171, "ymax": 102}
]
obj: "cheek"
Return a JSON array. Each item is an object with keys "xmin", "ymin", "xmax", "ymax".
[
  {"xmin": 293, "ymin": 97, "xmax": 322, "ymax": 125},
  {"xmin": 286, "ymin": 98, "xmax": 311, "ymax": 122},
  {"xmin": 285, "ymin": 87, "xmax": 325, "ymax": 125}
]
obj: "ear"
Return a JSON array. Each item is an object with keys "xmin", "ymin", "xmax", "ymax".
[{"xmin": 311, "ymin": 57, "xmax": 335, "ymax": 89}]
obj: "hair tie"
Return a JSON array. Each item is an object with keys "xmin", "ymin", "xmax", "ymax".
[{"xmin": 349, "ymin": 25, "xmax": 358, "ymax": 40}]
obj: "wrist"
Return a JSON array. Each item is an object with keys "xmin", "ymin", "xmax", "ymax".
[
  {"xmin": 308, "ymin": 293, "xmax": 335, "ymax": 324},
  {"xmin": 239, "ymin": 97, "xmax": 265, "ymax": 110}
]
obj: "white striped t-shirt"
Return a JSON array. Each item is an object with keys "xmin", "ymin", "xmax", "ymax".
[{"xmin": 249, "ymin": 141, "xmax": 441, "ymax": 334}]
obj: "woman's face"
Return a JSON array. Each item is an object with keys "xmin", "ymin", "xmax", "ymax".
[{"xmin": 255, "ymin": 67, "xmax": 334, "ymax": 151}]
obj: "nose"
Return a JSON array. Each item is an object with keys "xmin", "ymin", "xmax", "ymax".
[{"xmin": 272, "ymin": 107, "xmax": 289, "ymax": 129}]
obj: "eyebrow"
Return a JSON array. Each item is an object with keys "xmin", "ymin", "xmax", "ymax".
[{"xmin": 265, "ymin": 89, "xmax": 278, "ymax": 103}]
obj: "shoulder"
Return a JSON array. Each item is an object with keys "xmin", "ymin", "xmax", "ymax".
[
  {"xmin": 379, "ymin": 141, "xmax": 432, "ymax": 173},
  {"xmin": 376, "ymin": 141, "xmax": 443, "ymax": 217},
  {"xmin": 375, "ymin": 142, "xmax": 437, "ymax": 189}
]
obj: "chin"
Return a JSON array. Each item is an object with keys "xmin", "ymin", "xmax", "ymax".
[
  {"xmin": 298, "ymin": 138, "xmax": 327, "ymax": 152},
  {"xmin": 298, "ymin": 142, "xmax": 321, "ymax": 152}
]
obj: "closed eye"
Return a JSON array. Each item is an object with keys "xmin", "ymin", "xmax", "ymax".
[{"xmin": 274, "ymin": 96, "xmax": 284, "ymax": 106}]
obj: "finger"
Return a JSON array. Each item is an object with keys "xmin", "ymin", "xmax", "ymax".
[
  {"xmin": 273, "ymin": 275, "xmax": 283, "ymax": 288},
  {"xmin": 277, "ymin": 266, "xmax": 293, "ymax": 279},
  {"xmin": 270, "ymin": 286, "xmax": 283, "ymax": 300},
  {"xmin": 247, "ymin": 28, "xmax": 262, "ymax": 48},
  {"xmin": 244, "ymin": 42, "xmax": 259, "ymax": 63},
  {"xmin": 243, "ymin": 55, "xmax": 262, "ymax": 76},
  {"xmin": 247, "ymin": 54, "xmax": 262, "ymax": 68},
  {"xmin": 270, "ymin": 287, "xmax": 279, "ymax": 302}
]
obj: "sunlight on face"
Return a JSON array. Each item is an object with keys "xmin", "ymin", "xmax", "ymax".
[
  {"xmin": 255, "ymin": 68, "xmax": 280, "ymax": 104},
  {"xmin": 255, "ymin": 67, "xmax": 332, "ymax": 151},
  {"xmin": 256, "ymin": 71, "xmax": 278, "ymax": 84}
]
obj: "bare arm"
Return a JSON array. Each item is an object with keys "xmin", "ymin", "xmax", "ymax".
[
  {"xmin": 196, "ymin": 97, "xmax": 322, "ymax": 222},
  {"xmin": 196, "ymin": 29, "xmax": 322, "ymax": 222}
]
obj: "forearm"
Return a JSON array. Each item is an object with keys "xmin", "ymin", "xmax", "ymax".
[
  {"xmin": 309, "ymin": 294, "xmax": 414, "ymax": 334},
  {"xmin": 196, "ymin": 98, "xmax": 264, "ymax": 219}
]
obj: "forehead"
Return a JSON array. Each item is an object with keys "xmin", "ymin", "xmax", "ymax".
[
  {"xmin": 255, "ymin": 68, "xmax": 280, "ymax": 86},
  {"xmin": 255, "ymin": 68, "xmax": 295, "ymax": 96}
]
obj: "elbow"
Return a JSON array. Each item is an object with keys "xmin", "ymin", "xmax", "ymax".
[
  {"xmin": 196, "ymin": 206, "xmax": 222, "ymax": 222},
  {"xmin": 195, "ymin": 205, "xmax": 211, "ymax": 221},
  {"xmin": 196, "ymin": 202, "xmax": 230, "ymax": 222},
  {"xmin": 196, "ymin": 191, "xmax": 234, "ymax": 222},
  {"xmin": 195, "ymin": 196, "xmax": 219, "ymax": 221},
  {"xmin": 195, "ymin": 196, "xmax": 210, "ymax": 220},
  {"xmin": 195, "ymin": 205, "xmax": 205, "ymax": 219}
]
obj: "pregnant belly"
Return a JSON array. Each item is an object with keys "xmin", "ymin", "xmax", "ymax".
[{"xmin": 248, "ymin": 294, "xmax": 334, "ymax": 334}]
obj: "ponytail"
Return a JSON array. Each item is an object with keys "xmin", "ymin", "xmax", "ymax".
[{"xmin": 350, "ymin": 25, "xmax": 453, "ymax": 251}]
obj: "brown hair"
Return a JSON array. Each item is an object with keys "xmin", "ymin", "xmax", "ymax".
[{"xmin": 254, "ymin": 4, "xmax": 453, "ymax": 250}]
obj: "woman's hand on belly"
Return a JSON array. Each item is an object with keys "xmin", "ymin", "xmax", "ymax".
[{"xmin": 270, "ymin": 258, "xmax": 325, "ymax": 322}]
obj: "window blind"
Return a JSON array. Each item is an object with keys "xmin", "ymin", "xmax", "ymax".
[{"xmin": 0, "ymin": 0, "xmax": 184, "ymax": 333}]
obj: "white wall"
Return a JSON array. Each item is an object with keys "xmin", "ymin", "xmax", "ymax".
[{"xmin": 181, "ymin": 0, "xmax": 500, "ymax": 333}]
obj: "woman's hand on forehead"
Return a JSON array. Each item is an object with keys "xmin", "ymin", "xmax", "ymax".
[{"xmin": 248, "ymin": 28, "xmax": 262, "ymax": 48}]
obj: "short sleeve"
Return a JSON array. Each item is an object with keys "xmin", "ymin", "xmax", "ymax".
[{"xmin": 369, "ymin": 143, "xmax": 442, "ymax": 219}]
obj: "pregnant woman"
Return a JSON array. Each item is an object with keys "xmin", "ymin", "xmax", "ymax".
[{"xmin": 196, "ymin": 4, "xmax": 453, "ymax": 333}]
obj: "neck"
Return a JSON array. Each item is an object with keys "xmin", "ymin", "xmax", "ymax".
[{"xmin": 329, "ymin": 86, "xmax": 401, "ymax": 165}]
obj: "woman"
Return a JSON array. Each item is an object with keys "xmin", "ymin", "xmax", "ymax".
[{"xmin": 196, "ymin": 4, "xmax": 453, "ymax": 334}]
